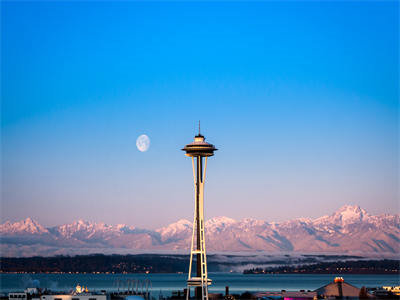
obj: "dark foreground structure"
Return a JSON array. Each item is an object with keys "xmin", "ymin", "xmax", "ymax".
[
  {"xmin": 171, "ymin": 277, "xmax": 399, "ymax": 300},
  {"xmin": 3, "ymin": 277, "xmax": 400, "ymax": 300}
]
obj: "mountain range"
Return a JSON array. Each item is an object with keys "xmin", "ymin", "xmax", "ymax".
[{"xmin": 1, "ymin": 205, "xmax": 399, "ymax": 257}]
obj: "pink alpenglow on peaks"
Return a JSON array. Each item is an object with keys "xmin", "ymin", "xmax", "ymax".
[
  {"xmin": 1, "ymin": 205, "xmax": 399, "ymax": 257},
  {"xmin": 0, "ymin": 217, "xmax": 49, "ymax": 235},
  {"xmin": 314, "ymin": 205, "xmax": 369, "ymax": 226}
]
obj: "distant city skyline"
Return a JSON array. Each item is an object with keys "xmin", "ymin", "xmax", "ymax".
[{"xmin": 1, "ymin": 1, "xmax": 398, "ymax": 229}]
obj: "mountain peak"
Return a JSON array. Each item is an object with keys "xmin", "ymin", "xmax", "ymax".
[
  {"xmin": 156, "ymin": 219, "xmax": 192, "ymax": 235},
  {"xmin": 314, "ymin": 204, "xmax": 370, "ymax": 226},
  {"xmin": 335, "ymin": 204, "xmax": 368, "ymax": 222},
  {"xmin": 74, "ymin": 219, "xmax": 90, "ymax": 226},
  {"xmin": 206, "ymin": 216, "xmax": 236, "ymax": 225},
  {"xmin": 338, "ymin": 204, "xmax": 364, "ymax": 212},
  {"xmin": 0, "ymin": 217, "xmax": 48, "ymax": 234}
]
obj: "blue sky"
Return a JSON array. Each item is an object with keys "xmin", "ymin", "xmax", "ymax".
[{"xmin": 1, "ymin": 1, "xmax": 398, "ymax": 228}]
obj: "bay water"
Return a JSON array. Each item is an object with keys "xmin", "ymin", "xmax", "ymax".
[{"xmin": 1, "ymin": 273, "xmax": 399, "ymax": 296}]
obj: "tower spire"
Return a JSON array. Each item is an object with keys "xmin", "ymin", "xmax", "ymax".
[{"xmin": 198, "ymin": 120, "xmax": 201, "ymax": 135}]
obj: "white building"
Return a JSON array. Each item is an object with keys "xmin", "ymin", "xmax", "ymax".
[
  {"xmin": 40, "ymin": 295, "xmax": 107, "ymax": 300},
  {"xmin": 9, "ymin": 292, "xmax": 27, "ymax": 300}
]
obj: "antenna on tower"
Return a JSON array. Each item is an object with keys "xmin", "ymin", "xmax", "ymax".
[{"xmin": 198, "ymin": 120, "xmax": 201, "ymax": 135}]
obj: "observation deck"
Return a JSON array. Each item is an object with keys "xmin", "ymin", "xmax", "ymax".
[{"xmin": 182, "ymin": 134, "xmax": 217, "ymax": 157}]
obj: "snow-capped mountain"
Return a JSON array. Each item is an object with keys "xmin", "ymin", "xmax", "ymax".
[
  {"xmin": 314, "ymin": 205, "xmax": 369, "ymax": 227},
  {"xmin": 1, "ymin": 205, "xmax": 399, "ymax": 257},
  {"xmin": 0, "ymin": 217, "xmax": 49, "ymax": 235}
]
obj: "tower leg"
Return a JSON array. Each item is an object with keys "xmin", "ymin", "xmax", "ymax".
[{"xmin": 196, "ymin": 156, "xmax": 202, "ymax": 300}]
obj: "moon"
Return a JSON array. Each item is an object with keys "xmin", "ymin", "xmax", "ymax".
[{"xmin": 136, "ymin": 134, "xmax": 150, "ymax": 152}]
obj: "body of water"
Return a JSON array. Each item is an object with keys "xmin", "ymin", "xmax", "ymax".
[{"xmin": 1, "ymin": 273, "xmax": 399, "ymax": 296}]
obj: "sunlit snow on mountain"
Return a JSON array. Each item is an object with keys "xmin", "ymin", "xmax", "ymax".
[{"xmin": 1, "ymin": 205, "xmax": 398, "ymax": 257}]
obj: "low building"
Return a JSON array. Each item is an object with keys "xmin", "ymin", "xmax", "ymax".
[
  {"xmin": 282, "ymin": 291, "xmax": 317, "ymax": 300},
  {"xmin": 314, "ymin": 277, "xmax": 364, "ymax": 299},
  {"xmin": 254, "ymin": 291, "xmax": 317, "ymax": 300},
  {"xmin": 9, "ymin": 293, "xmax": 27, "ymax": 300},
  {"xmin": 382, "ymin": 286, "xmax": 400, "ymax": 296},
  {"xmin": 40, "ymin": 295, "xmax": 107, "ymax": 300},
  {"xmin": 40, "ymin": 285, "xmax": 107, "ymax": 300}
]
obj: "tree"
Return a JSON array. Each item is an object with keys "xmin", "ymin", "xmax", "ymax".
[{"xmin": 359, "ymin": 286, "xmax": 368, "ymax": 299}]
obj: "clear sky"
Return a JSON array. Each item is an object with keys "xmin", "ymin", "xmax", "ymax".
[{"xmin": 1, "ymin": 1, "xmax": 398, "ymax": 229}]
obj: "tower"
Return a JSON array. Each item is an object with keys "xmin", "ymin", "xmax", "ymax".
[{"xmin": 182, "ymin": 125, "xmax": 217, "ymax": 300}]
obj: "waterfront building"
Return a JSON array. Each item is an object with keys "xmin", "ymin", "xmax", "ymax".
[
  {"xmin": 8, "ymin": 293, "xmax": 27, "ymax": 300},
  {"xmin": 382, "ymin": 286, "xmax": 400, "ymax": 296},
  {"xmin": 314, "ymin": 277, "xmax": 365, "ymax": 298},
  {"xmin": 372, "ymin": 286, "xmax": 400, "ymax": 297},
  {"xmin": 39, "ymin": 285, "xmax": 107, "ymax": 300},
  {"xmin": 40, "ymin": 295, "xmax": 107, "ymax": 300},
  {"xmin": 254, "ymin": 291, "xmax": 317, "ymax": 300}
]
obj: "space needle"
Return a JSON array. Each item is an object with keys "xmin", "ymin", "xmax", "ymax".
[{"xmin": 182, "ymin": 123, "xmax": 217, "ymax": 300}]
